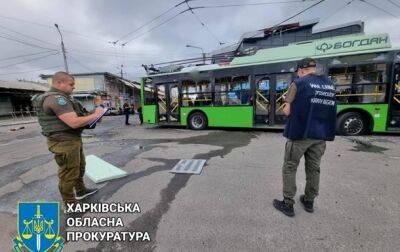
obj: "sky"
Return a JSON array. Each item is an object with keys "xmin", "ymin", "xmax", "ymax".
[{"xmin": 0, "ymin": 0, "xmax": 399, "ymax": 82}]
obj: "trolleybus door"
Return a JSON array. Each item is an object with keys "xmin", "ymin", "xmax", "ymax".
[
  {"xmin": 168, "ymin": 83, "xmax": 180, "ymax": 123},
  {"xmin": 254, "ymin": 75, "xmax": 271, "ymax": 125},
  {"xmin": 273, "ymin": 73, "xmax": 292, "ymax": 125},
  {"xmin": 254, "ymin": 73, "xmax": 292, "ymax": 126},
  {"xmin": 156, "ymin": 84, "xmax": 167, "ymax": 123},
  {"xmin": 389, "ymin": 64, "xmax": 400, "ymax": 129},
  {"xmin": 156, "ymin": 83, "xmax": 180, "ymax": 124}
]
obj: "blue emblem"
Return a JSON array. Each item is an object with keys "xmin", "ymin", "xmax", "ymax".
[
  {"xmin": 57, "ymin": 98, "xmax": 67, "ymax": 106},
  {"xmin": 13, "ymin": 202, "xmax": 64, "ymax": 252}
]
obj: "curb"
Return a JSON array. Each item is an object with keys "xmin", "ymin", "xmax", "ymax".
[{"xmin": 0, "ymin": 121, "xmax": 38, "ymax": 127}]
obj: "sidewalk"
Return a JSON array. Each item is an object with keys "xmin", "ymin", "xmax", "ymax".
[{"xmin": 0, "ymin": 118, "xmax": 37, "ymax": 127}]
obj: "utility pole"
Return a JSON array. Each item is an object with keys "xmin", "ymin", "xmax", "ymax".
[
  {"xmin": 54, "ymin": 23, "xmax": 69, "ymax": 73},
  {"xmin": 118, "ymin": 64, "xmax": 126, "ymax": 98},
  {"xmin": 186, "ymin": 44, "xmax": 206, "ymax": 65}
]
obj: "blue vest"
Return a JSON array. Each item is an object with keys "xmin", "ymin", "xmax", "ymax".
[{"xmin": 284, "ymin": 74, "xmax": 336, "ymax": 141}]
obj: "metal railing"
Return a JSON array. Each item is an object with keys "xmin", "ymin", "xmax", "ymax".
[{"xmin": 9, "ymin": 110, "xmax": 37, "ymax": 122}]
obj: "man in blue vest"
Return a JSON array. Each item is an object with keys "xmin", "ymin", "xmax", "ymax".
[{"xmin": 273, "ymin": 58, "xmax": 336, "ymax": 217}]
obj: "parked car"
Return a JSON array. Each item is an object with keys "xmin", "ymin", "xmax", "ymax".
[
  {"xmin": 95, "ymin": 105, "xmax": 122, "ymax": 116},
  {"xmin": 108, "ymin": 107, "xmax": 121, "ymax": 115}
]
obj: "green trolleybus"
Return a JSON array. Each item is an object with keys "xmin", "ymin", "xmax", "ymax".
[{"xmin": 140, "ymin": 33, "xmax": 400, "ymax": 135}]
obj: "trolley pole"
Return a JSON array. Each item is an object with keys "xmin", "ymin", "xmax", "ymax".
[
  {"xmin": 54, "ymin": 23, "xmax": 69, "ymax": 73},
  {"xmin": 186, "ymin": 44, "xmax": 206, "ymax": 65}
]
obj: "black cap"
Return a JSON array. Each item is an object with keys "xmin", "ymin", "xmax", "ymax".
[{"xmin": 297, "ymin": 57, "xmax": 317, "ymax": 70}]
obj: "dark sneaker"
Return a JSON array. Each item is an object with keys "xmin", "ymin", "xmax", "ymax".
[
  {"xmin": 75, "ymin": 188, "xmax": 98, "ymax": 200},
  {"xmin": 300, "ymin": 195, "xmax": 314, "ymax": 213},
  {"xmin": 273, "ymin": 199, "xmax": 295, "ymax": 217}
]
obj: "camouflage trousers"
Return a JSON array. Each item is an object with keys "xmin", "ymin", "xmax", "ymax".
[
  {"xmin": 47, "ymin": 138, "xmax": 86, "ymax": 203},
  {"xmin": 282, "ymin": 138, "xmax": 326, "ymax": 205}
]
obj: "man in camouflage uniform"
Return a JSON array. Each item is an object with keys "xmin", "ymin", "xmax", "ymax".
[{"xmin": 33, "ymin": 71, "xmax": 105, "ymax": 204}]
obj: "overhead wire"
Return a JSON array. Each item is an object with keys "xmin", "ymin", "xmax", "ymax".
[
  {"xmin": 274, "ymin": 0, "xmax": 326, "ymax": 27},
  {"xmin": 68, "ymin": 49, "xmax": 199, "ymax": 58},
  {"xmin": 0, "ymin": 0, "xmax": 366, "ymax": 75},
  {"xmin": 318, "ymin": 0, "xmax": 355, "ymax": 24},
  {"xmin": 68, "ymin": 55, "xmax": 94, "ymax": 72},
  {"xmin": 184, "ymin": 1, "xmax": 318, "ymax": 46},
  {"xmin": 68, "ymin": 48, "xmax": 153, "ymax": 57},
  {"xmin": 358, "ymin": 0, "xmax": 399, "ymax": 18},
  {"xmin": 114, "ymin": 5, "xmax": 176, "ymax": 43},
  {"xmin": 122, "ymin": 9, "xmax": 190, "ymax": 45},
  {"xmin": 191, "ymin": 11, "xmax": 224, "ymax": 45},
  {"xmin": 152, "ymin": 53, "xmax": 236, "ymax": 66},
  {"xmin": 0, "ymin": 14, "xmax": 52, "ymax": 28},
  {"xmin": 195, "ymin": 0, "xmax": 318, "ymax": 9},
  {"xmin": 0, "ymin": 65, "xmax": 62, "ymax": 75},
  {"xmin": 0, "ymin": 33, "xmax": 58, "ymax": 51},
  {"xmin": 387, "ymin": 0, "xmax": 400, "ymax": 9},
  {"xmin": 237, "ymin": 0, "xmax": 326, "ymax": 41},
  {"xmin": 115, "ymin": 0, "xmax": 199, "ymax": 44},
  {"xmin": 185, "ymin": 1, "xmax": 225, "ymax": 45},
  {"xmin": 0, "ymin": 50, "xmax": 57, "ymax": 62},
  {"xmin": 144, "ymin": 0, "xmax": 324, "ymax": 65},
  {"xmin": 0, "ymin": 52, "xmax": 59, "ymax": 69},
  {"xmin": 69, "ymin": 52, "xmax": 119, "ymax": 71},
  {"xmin": 0, "ymin": 24, "xmax": 58, "ymax": 47},
  {"xmin": 68, "ymin": 51, "xmax": 144, "ymax": 67},
  {"xmin": 216, "ymin": 0, "xmax": 326, "ymax": 50},
  {"xmin": 0, "ymin": 14, "xmax": 110, "ymax": 43},
  {"xmin": 115, "ymin": 0, "xmax": 318, "ymax": 47}
]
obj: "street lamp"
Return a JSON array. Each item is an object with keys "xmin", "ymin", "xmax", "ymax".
[
  {"xmin": 54, "ymin": 23, "xmax": 69, "ymax": 73},
  {"xmin": 186, "ymin": 44, "xmax": 206, "ymax": 65}
]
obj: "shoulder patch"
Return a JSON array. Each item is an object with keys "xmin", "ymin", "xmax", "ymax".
[{"xmin": 57, "ymin": 97, "xmax": 67, "ymax": 106}]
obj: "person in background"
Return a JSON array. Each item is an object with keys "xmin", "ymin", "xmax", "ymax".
[
  {"xmin": 137, "ymin": 105, "xmax": 143, "ymax": 125},
  {"xmin": 123, "ymin": 99, "xmax": 131, "ymax": 125}
]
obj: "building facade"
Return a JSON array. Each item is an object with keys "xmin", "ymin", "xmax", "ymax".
[{"xmin": 0, "ymin": 80, "xmax": 48, "ymax": 117}]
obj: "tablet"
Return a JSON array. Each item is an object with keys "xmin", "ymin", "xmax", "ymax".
[{"xmin": 88, "ymin": 108, "xmax": 109, "ymax": 128}]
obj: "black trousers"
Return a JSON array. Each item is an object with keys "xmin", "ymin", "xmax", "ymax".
[
  {"xmin": 125, "ymin": 112, "xmax": 129, "ymax": 124},
  {"xmin": 139, "ymin": 113, "xmax": 143, "ymax": 124}
]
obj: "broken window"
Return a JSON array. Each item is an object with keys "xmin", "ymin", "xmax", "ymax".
[
  {"xmin": 214, "ymin": 76, "xmax": 251, "ymax": 106},
  {"xmin": 181, "ymin": 79, "xmax": 212, "ymax": 107},
  {"xmin": 329, "ymin": 63, "xmax": 388, "ymax": 104}
]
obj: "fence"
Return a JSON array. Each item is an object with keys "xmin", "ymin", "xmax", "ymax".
[{"xmin": 7, "ymin": 110, "xmax": 38, "ymax": 124}]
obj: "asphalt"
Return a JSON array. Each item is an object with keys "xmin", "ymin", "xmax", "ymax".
[{"xmin": 0, "ymin": 115, "xmax": 399, "ymax": 251}]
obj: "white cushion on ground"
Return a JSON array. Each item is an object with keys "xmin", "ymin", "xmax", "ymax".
[{"xmin": 85, "ymin": 155, "xmax": 128, "ymax": 183}]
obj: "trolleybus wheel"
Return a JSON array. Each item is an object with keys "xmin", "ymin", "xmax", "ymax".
[
  {"xmin": 188, "ymin": 112, "xmax": 207, "ymax": 130},
  {"xmin": 337, "ymin": 112, "xmax": 367, "ymax": 136}
]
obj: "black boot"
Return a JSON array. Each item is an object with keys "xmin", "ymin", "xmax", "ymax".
[
  {"xmin": 273, "ymin": 199, "xmax": 294, "ymax": 217},
  {"xmin": 300, "ymin": 195, "xmax": 314, "ymax": 213}
]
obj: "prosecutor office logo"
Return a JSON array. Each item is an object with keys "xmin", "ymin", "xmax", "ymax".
[{"xmin": 13, "ymin": 202, "xmax": 64, "ymax": 252}]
